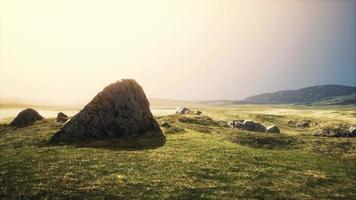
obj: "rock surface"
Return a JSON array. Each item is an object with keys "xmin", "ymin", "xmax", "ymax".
[
  {"xmin": 50, "ymin": 79, "xmax": 163, "ymax": 143},
  {"xmin": 314, "ymin": 128, "xmax": 355, "ymax": 137},
  {"xmin": 56, "ymin": 112, "xmax": 69, "ymax": 123},
  {"xmin": 350, "ymin": 127, "xmax": 356, "ymax": 136},
  {"xmin": 288, "ymin": 120, "xmax": 318, "ymax": 128},
  {"xmin": 242, "ymin": 120, "xmax": 266, "ymax": 132},
  {"xmin": 176, "ymin": 107, "xmax": 192, "ymax": 114},
  {"xmin": 228, "ymin": 120, "xmax": 244, "ymax": 129},
  {"xmin": 266, "ymin": 125, "xmax": 280, "ymax": 133},
  {"xmin": 10, "ymin": 108, "xmax": 44, "ymax": 128}
]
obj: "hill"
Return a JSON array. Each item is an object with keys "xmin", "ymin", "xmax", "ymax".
[{"xmin": 243, "ymin": 84, "xmax": 356, "ymax": 105}]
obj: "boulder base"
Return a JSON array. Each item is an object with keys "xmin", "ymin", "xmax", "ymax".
[{"xmin": 50, "ymin": 79, "xmax": 163, "ymax": 143}]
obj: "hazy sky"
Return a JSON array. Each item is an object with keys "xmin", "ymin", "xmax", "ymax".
[{"xmin": 1, "ymin": 0, "xmax": 355, "ymax": 105}]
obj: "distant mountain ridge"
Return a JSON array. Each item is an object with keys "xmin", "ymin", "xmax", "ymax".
[{"xmin": 243, "ymin": 84, "xmax": 356, "ymax": 105}]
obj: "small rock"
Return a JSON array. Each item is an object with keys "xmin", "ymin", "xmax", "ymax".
[
  {"xmin": 349, "ymin": 127, "xmax": 356, "ymax": 136},
  {"xmin": 233, "ymin": 120, "xmax": 244, "ymax": 129},
  {"xmin": 176, "ymin": 107, "xmax": 192, "ymax": 114},
  {"xmin": 314, "ymin": 128, "xmax": 353, "ymax": 137},
  {"xmin": 242, "ymin": 120, "xmax": 266, "ymax": 132},
  {"xmin": 266, "ymin": 125, "xmax": 280, "ymax": 133},
  {"xmin": 296, "ymin": 120, "xmax": 311, "ymax": 128},
  {"xmin": 194, "ymin": 110, "xmax": 202, "ymax": 115},
  {"xmin": 228, "ymin": 120, "xmax": 244, "ymax": 129},
  {"xmin": 56, "ymin": 112, "xmax": 69, "ymax": 123},
  {"xmin": 10, "ymin": 108, "xmax": 44, "ymax": 128}
]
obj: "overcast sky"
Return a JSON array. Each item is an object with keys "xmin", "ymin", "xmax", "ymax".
[{"xmin": 1, "ymin": 0, "xmax": 355, "ymax": 105}]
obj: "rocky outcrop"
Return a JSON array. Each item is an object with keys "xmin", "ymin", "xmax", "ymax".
[
  {"xmin": 176, "ymin": 107, "xmax": 203, "ymax": 115},
  {"xmin": 288, "ymin": 120, "xmax": 317, "ymax": 128},
  {"xmin": 314, "ymin": 128, "xmax": 355, "ymax": 137},
  {"xmin": 50, "ymin": 79, "xmax": 163, "ymax": 143},
  {"xmin": 228, "ymin": 120, "xmax": 271, "ymax": 133},
  {"xmin": 242, "ymin": 120, "xmax": 266, "ymax": 132},
  {"xmin": 56, "ymin": 112, "xmax": 68, "ymax": 123},
  {"xmin": 10, "ymin": 108, "xmax": 44, "ymax": 128}
]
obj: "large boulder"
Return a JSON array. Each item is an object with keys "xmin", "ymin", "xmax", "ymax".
[
  {"xmin": 266, "ymin": 125, "xmax": 280, "ymax": 133},
  {"xmin": 50, "ymin": 79, "xmax": 163, "ymax": 143},
  {"xmin": 10, "ymin": 108, "xmax": 44, "ymax": 128},
  {"xmin": 56, "ymin": 112, "xmax": 69, "ymax": 123},
  {"xmin": 242, "ymin": 120, "xmax": 266, "ymax": 132}
]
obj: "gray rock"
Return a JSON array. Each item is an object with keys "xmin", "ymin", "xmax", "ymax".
[
  {"xmin": 50, "ymin": 79, "xmax": 163, "ymax": 143},
  {"xmin": 56, "ymin": 112, "xmax": 68, "ymax": 123},
  {"xmin": 227, "ymin": 121, "xmax": 234, "ymax": 128},
  {"xmin": 10, "ymin": 108, "xmax": 44, "ymax": 128},
  {"xmin": 228, "ymin": 120, "xmax": 244, "ymax": 129},
  {"xmin": 176, "ymin": 107, "xmax": 192, "ymax": 114},
  {"xmin": 242, "ymin": 120, "xmax": 266, "ymax": 132},
  {"xmin": 297, "ymin": 120, "xmax": 310, "ymax": 128},
  {"xmin": 233, "ymin": 120, "xmax": 244, "ymax": 129},
  {"xmin": 295, "ymin": 120, "xmax": 318, "ymax": 128},
  {"xmin": 266, "ymin": 125, "xmax": 280, "ymax": 133},
  {"xmin": 314, "ymin": 128, "xmax": 353, "ymax": 137},
  {"xmin": 349, "ymin": 127, "xmax": 356, "ymax": 136}
]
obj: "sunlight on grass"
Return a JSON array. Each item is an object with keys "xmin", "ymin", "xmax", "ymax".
[{"xmin": 0, "ymin": 105, "xmax": 355, "ymax": 199}]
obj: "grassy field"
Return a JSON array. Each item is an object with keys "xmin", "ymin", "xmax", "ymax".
[{"xmin": 0, "ymin": 105, "xmax": 355, "ymax": 199}]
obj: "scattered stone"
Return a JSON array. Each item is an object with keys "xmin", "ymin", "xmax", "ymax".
[
  {"xmin": 242, "ymin": 120, "xmax": 266, "ymax": 132},
  {"xmin": 176, "ymin": 107, "xmax": 193, "ymax": 114},
  {"xmin": 266, "ymin": 125, "xmax": 280, "ymax": 133},
  {"xmin": 288, "ymin": 120, "xmax": 318, "ymax": 128},
  {"xmin": 350, "ymin": 127, "xmax": 356, "ymax": 136},
  {"xmin": 229, "ymin": 120, "xmax": 273, "ymax": 133},
  {"xmin": 50, "ymin": 79, "xmax": 163, "ymax": 143},
  {"xmin": 296, "ymin": 120, "xmax": 312, "ymax": 128},
  {"xmin": 56, "ymin": 112, "xmax": 69, "ymax": 123},
  {"xmin": 194, "ymin": 110, "xmax": 202, "ymax": 115},
  {"xmin": 10, "ymin": 108, "xmax": 44, "ymax": 128},
  {"xmin": 228, "ymin": 120, "xmax": 244, "ymax": 129},
  {"xmin": 314, "ymin": 128, "xmax": 354, "ymax": 137}
]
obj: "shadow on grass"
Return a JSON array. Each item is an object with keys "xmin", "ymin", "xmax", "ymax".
[
  {"xmin": 227, "ymin": 131, "xmax": 300, "ymax": 150},
  {"xmin": 43, "ymin": 132, "xmax": 166, "ymax": 151}
]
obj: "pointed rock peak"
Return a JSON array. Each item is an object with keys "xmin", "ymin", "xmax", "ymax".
[{"xmin": 50, "ymin": 79, "xmax": 163, "ymax": 143}]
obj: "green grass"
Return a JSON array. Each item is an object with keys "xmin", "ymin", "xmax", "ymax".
[{"xmin": 1, "ymin": 105, "xmax": 356, "ymax": 199}]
